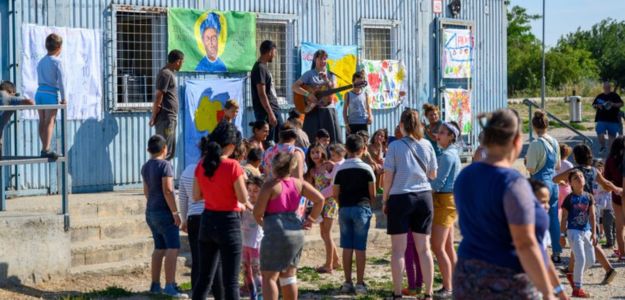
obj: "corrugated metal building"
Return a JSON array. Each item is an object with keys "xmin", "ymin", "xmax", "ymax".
[{"xmin": 0, "ymin": 0, "xmax": 507, "ymax": 194}]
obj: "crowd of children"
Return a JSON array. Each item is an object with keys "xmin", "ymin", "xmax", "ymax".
[{"xmin": 140, "ymin": 75, "xmax": 625, "ymax": 299}]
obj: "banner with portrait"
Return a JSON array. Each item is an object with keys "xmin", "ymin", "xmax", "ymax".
[
  {"xmin": 168, "ymin": 8, "xmax": 256, "ymax": 73},
  {"xmin": 362, "ymin": 59, "xmax": 407, "ymax": 109},
  {"xmin": 443, "ymin": 88, "xmax": 472, "ymax": 135},
  {"xmin": 299, "ymin": 42, "xmax": 358, "ymax": 125},
  {"xmin": 441, "ymin": 28, "xmax": 473, "ymax": 79},
  {"xmin": 184, "ymin": 78, "xmax": 244, "ymax": 167}
]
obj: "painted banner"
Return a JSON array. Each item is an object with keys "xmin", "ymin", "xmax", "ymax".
[
  {"xmin": 184, "ymin": 78, "xmax": 244, "ymax": 167},
  {"xmin": 443, "ymin": 88, "xmax": 472, "ymax": 135},
  {"xmin": 300, "ymin": 42, "xmax": 358, "ymax": 125},
  {"xmin": 442, "ymin": 28, "xmax": 473, "ymax": 79},
  {"xmin": 362, "ymin": 59, "xmax": 407, "ymax": 109},
  {"xmin": 168, "ymin": 8, "xmax": 256, "ymax": 73},
  {"xmin": 21, "ymin": 24, "xmax": 102, "ymax": 120}
]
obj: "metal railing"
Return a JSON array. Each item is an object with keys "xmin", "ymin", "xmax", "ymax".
[
  {"xmin": 522, "ymin": 98, "xmax": 593, "ymax": 145},
  {"xmin": 0, "ymin": 104, "xmax": 69, "ymax": 231}
]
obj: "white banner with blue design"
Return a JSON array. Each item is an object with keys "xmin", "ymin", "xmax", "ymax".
[{"xmin": 184, "ymin": 78, "xmax": 244, "ymax": 167}]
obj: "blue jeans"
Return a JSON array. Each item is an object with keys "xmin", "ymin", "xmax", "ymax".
[
  {"xmin": 339, "ymin": 205, "xmax": 372, "ymax": 251},
  {"xmin": 547, "ymin": 182, "xmax": 562, "ymax": 255},
  {"xmin": 146, "ymin": 210, "xmax": 180, "ymax": 249}
]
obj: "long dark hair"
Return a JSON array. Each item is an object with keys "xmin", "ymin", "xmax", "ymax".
[
  {"xmin": 199, "ymin": 122, "xmax": 239, "ymax": 178},
  {"xmin": 608, "ymin": 136, "xmax": 625, "ymax": 168},
  {"xmin": 310, "ymin": 49, "xmax": 328, "ymax": 70},
  {"xmin": 305, "ymin": 143, "xmax": 328, "ymax": 179}
]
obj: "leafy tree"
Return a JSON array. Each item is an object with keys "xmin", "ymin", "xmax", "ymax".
[
  {"xmin": 558, "ymin": 19, "xmax": 625, "ymax": 90},
  {"xmin": 507, "ymin": 5, "xmax": 542, "ymax": 95},
  {"xmin": 545, "ymin": 45, "xmax": 598, "ymax": 89}
]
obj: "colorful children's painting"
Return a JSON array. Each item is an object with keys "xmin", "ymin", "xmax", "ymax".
[
  {"xmin": 362, "ymin": 59, "xmax": 407, "ymax": 109},
  {"xmin": 443, "ymin": 88, "xmax": 472, "ymax": 135},
  {"xmin": 168, "ymin": 8, "xmax": 256, "ymax": 73},
  {"xmin": 184, "ymin": 78, "xmax": 244, "ymax": 167},
  {"xmin": 442, "ymin": 28, "xmax": 473, "ymax": 79},
  {"xmin": 300, "ymin": 42, "xmax": 358, "ymax": 125}
]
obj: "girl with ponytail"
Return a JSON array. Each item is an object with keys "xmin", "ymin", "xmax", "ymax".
[{"xmin": 192, "ymin": 121, "xmax": 252, "ymax": 300}]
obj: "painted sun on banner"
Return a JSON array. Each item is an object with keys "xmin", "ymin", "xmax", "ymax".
[
  {"xmin": 442, "ymin": 28, "xmax": 473, "ymax": 79},
  {"xmin": 168, "ymin": 8, "xmax": 256, "ymax": 73},
  {"xmin": 443, "ymin": 88, "xmax": 472, "ymax": 135},
  {"xmin": 184, "ymin": 78, "xmax": 244, "ymax": 167},
  {"xmin": 362, "ymin": 59, "xmax": 407, "ymax": 109}
]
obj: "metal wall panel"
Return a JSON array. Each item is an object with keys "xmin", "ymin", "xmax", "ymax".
[{"xmin": 3, "ymin": 0, "xmax": 507, "ymax": 194}]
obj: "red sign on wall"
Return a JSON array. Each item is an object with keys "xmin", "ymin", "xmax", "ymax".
[{"xmin": 433, "ymin": 0, "xmax": 443, "ymax": 14}]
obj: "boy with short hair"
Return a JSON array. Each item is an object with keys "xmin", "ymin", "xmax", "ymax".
[
  {"xmin": 0, "ymin": 81, "xmax": 34, "ymax": 157},
  {"xmin": 223, "ymin": 99, "xmax": 239, "ymax": 123},
  {"xmin": 35, "ymin": 33, "xmax": 66, "ymax": 159},
  {"xmin": 141, "ymin": 135, "xmax": 186, "ymax": 298},
  {"xmin": 333, "ymin": 134, "xmax": 376, "ymax": 295},
  {"xmin": 343, "ymin": 70, "xmax": 372, "ymax": 134},
  {"xmin": 244, "ymin": 147, "xmax": 263, "ymax": 178}
]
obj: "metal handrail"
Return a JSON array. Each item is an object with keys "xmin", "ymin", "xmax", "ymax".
[
  {"xmin": 522, "ymin": 98, "xmax": 593, "ymax": 145},
  {"xmin": 0, "ymin": 104, "xmax": 69, "ymax": 231}
]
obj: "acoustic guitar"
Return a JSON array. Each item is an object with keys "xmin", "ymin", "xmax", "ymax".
[{"xmin": 293, "ymin": 81, "xmax": 368, "ymax": 114}]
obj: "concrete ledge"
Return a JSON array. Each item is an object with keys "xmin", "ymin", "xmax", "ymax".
[{"xmin": 0, "ymin": 212, "xmax": 70, "ymax": 285}]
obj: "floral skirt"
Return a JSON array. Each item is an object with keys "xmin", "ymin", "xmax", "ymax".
[{"xmin": 321, "ymin": 197, "xmax": 338, "ymax": 219}]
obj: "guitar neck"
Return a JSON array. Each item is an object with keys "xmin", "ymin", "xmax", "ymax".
[{"xmin": 317, "ymin": 85, "xmax": 354, "ymax": 97}]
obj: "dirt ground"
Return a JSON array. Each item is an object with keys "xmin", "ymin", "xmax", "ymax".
[{"xmin": 1, "ymin": 227, "xmax": 624, "ymax": 299}]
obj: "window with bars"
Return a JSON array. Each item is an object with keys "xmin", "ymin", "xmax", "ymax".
[
  {"xmin": 114, "ymin": 10, "xmax": 167, "ymax": 108},
  {"xmin": 364, "ymin": 27, "xmax": 392, "ymax": 60},
  {"xmin": 255, "ymin": 21, "xmax": 289, "ymax": 103}
]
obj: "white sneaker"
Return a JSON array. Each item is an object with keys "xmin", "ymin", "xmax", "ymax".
[
  {"xmin": 340, "ymin": 282, "xmax": 354, "ymax": 294},
  {"xmin": 354, "ymin": 283, "xmax": 368, "ymax": 295}
]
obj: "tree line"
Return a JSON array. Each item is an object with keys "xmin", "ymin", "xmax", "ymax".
[{"xmin": 507, "ymin": 5, "xmax": 625, "ymax": 97}]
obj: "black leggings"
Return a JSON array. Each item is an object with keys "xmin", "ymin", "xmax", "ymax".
[
  {"xmin": 187, "ymin": 214, "xmax": 223, "ymax": 299},
  {"xmin": 192, "ymin": 210, "xmax": 242, "ymax": 300}
]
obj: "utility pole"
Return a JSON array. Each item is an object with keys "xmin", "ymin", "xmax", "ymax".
[{"xmin": 541, "ymin": 0, "xmax": 546, "ymax": 109}]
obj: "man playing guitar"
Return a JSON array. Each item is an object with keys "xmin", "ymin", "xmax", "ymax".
[{"xmin": 292, "ymin": 49, "xmax": 343, "ymax": 143}]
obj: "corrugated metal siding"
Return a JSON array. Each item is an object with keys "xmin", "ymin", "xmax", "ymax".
[{"xmin": 2, "ymin": 0, "xmax": 507, "ymax": 194}]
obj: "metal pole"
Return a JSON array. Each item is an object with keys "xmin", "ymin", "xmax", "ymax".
[
  {"xmin": 61, "ymin": 105, "xmax": 69, "ymax": 231},
  {"xmin": 540, "ymin": 0, "xmax": 546, "ymax": 109}
]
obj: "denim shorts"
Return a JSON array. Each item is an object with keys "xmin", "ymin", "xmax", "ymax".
[
  {"xmin": 596, "ymin": 121, "xmax": 620, "ymax": 136},
  {"xmin": 146, "ymin": 210, "xmax": 180, "ymax": 249},
  {"xmin": 339, "ymin": 205, "xmax": 372, "ymax": 251}
]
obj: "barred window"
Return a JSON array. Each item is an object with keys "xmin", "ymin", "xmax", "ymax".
[
  {"xmin": 114, "ymin": 10, "xmax": 167, "ymax": 108},
  {"xmin": 364, "ymin": 27, "xmax": 392, "ymax": 60},
  {"xmin": 255, "ymin": 22, "xmax": 288, "ymax": 100}
]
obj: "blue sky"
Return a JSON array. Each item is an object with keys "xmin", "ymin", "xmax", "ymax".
[{"xmin": 509, "ymin": 0, "xmax": 625, "ymax": 47}]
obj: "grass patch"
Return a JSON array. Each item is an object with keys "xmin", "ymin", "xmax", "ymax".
[
  {"xmin": 60, "ymin": 286, "xmax": 142, "ymax": 300},
  {"xmin": 367, "ymin": 257, "xmax": 391, "ymax": 265},
  {"xmin": 297, "ymin": 266, "xmax": 321, "ymax": 282},
  {"xmin": 177, "ymin": 282, "xmax": 192, "ymax": 292}
]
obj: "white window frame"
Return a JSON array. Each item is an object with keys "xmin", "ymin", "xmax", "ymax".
[
  {"xmin": 255, "ymin": 13, "xmax": 297, "ymax": 109},
  {"xmin": 358, "ymin": 18, "xmax": 400, "ymax": 61}
]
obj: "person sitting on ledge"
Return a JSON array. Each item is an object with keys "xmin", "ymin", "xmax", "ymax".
[{"xmin": 0, "ymin": 80, "xmax": 35, "ymax": 157}]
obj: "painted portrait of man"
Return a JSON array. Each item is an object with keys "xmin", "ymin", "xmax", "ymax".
[{"xmin": 195, "ymin": 12, "xmax": 227, "ymax": 72}]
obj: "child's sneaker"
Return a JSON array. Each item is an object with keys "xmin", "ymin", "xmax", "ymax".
[
  {"xmin": 601, "ymin": 268, "xmax": 617, "ymax": 285},
  {"xmin": 572, "ymin": 288, "xmax": 591, "ymax": 298},
  {"xmin": 163, "ymin": 283, "xmax": 189, "ymax": 298},
  {"xmin": 339, "ymin": 282, "xmax": 354, "ymax": 294},
  {"xmin": 354, "ymin": 283, "xmax": 368, "ymax": 295},
  {"xmin": 149, "ymin": 282, "xmax": 162, "ymax": 293},
  {"xmin": 433, "ymin": 287, "xmax": 452, "ymax": 298}
]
